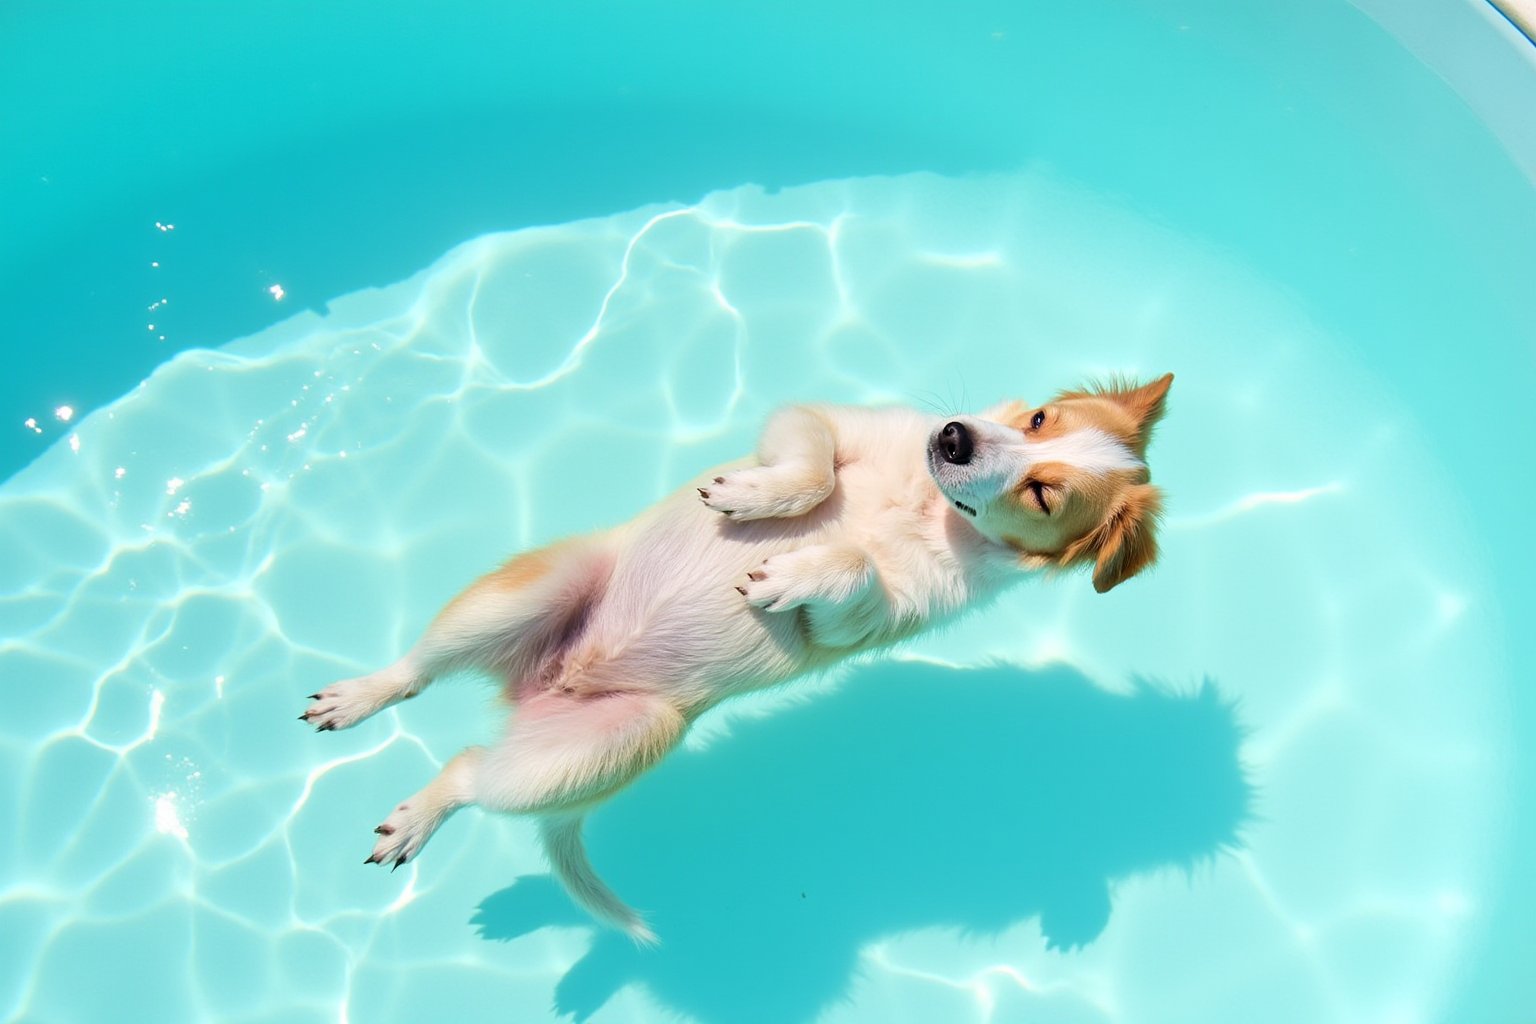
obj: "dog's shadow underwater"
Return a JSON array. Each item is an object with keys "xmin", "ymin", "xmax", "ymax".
[{"xmin": 472, "ymin": 661, "xmax": 1252, "ymax": 1023}]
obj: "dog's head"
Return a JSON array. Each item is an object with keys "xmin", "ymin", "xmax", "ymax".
[{"xmin": 926, "ymin": 374, "xmax": 1173, "ymax": 592}]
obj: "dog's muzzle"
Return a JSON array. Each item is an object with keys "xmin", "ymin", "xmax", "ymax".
[{"xmin": 937, "ymin": 421, "xmax": 974, "ymax": 465}]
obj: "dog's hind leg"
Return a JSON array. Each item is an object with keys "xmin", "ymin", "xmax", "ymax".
[
  {"xmin": 365, "ymin": 746, "xmax": 483, "ymax": 869},
  {"xmin": 303, "ymin": 536, "xmax": 614, "ymax": 731},
  {"xmin": 698, "ymin": 405, "xmax": 837, "ymax": 520},
  {"xmin": 367, "ymin": 689, "xmax": 684, "ymax": 942},
  {"xmin": 475, "ymin": 689, "xmax": 685, "ymax": 817}
]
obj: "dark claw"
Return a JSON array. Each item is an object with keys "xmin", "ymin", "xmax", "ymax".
[
  {"xmin": 374, "ymin": 824, "xmax": 394, "ymax": 835},
  {"xmin": 308, "ymin": 693, "xmax": 322, "ymax": 700},
  {"xmin": 298, "ymin": 713, "xmax": 310, "ymax": 721},
  {"xmin": 392, "ymin": 856, "xmax": 406, "ymax": 872},
  {"xmin": 697, "ymin": 487, "xmax": 709, "ymax": 499},
  {"xmin": 748, "ymin": 570, "xmax": 765, "ymax": 581},
  {"xmin": 735, "ymin": 585, "xmax": 747, "ymax": 596},
  {"xmin": 714, "ymin": 476, "xmax": 725, "ymax": 484},
  {"xmin": 317, "ymin": 722, "xmax": 335, "ymax": 732},
  {"xmin": 365, "ymin": 854, "xmax": 379, "ymax": 864},
  {"xmin": 721, "ymin": 510, "xmax": 733, "ymax": 517}
]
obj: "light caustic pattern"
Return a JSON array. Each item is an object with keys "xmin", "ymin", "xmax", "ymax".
[{"xmin": 0, "ymin": 171, "xmax": 1511, "ymax": 1024}]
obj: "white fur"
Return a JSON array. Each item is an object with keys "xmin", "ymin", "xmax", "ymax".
[
  {"xmin": 304, "ymin": 402, "xmax": 1144, "ymax": 940},
  {"xmin": 927, "ymin": 417, "xmax": 1142, "ymax": 510},
  {"xmin": 1022, "ymin": 428, "xmax": 1144, "ymax": 474}
]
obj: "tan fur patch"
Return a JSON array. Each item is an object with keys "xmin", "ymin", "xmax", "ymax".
[
  {"xmin": 433, "ymin": 543, "xmax": 563, "ymax": 627},
  {"xmin": 990, "ymin": 375, "xmax": 1171, "ymax": 589},
  {"xmin": 1056, "ymin": 482, "xmax": 1163, "ymax": 593}
]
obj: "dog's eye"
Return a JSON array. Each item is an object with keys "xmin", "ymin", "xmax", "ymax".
[
  {"xmin": 1030, "ymin": 410, "xmax": 1046, "ymax": 430},
  {"xmin": 1027, "ymin": 480, "xmax": 1050, "ymax": 514}
]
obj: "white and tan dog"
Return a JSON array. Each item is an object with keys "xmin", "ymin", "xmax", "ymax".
[{"xmin": 303, "ymin": 374, "xmax": 1173, "ymax": 941}]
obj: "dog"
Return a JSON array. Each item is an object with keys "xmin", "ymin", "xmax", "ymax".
[{"xmin": 301, "ymin": 373, "xmax": 1173, "ymax": 942}]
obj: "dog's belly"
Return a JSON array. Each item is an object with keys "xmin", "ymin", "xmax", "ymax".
[
  {"xmin": 592, "ymin": 497, "xmax": 837, "ymax": 703},
  {"xmin": 537, "ymin": 495, "xmax": 872, "ymax": 712},
  {"xmin": 558, "ymin": 455, "xmax": 946, "ymax": 708},
  {"xmin": 536, "ymin": 412, "xmax": 955, "ymax": 709}
]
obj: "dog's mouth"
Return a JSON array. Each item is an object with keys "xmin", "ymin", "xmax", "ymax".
[{"xmin": 927, "ymin": 437, "xmax": 983, "ymax": 518}]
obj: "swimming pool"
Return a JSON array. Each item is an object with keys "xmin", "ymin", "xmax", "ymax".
[{"xmin": 4, "ymin": 2, "xmax": 1535, "ymax": 1021}]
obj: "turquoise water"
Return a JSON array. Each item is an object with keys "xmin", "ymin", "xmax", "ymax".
[{"xmin": 4, "ymin": 3, "xmax": 1535, "ymax": 1023}]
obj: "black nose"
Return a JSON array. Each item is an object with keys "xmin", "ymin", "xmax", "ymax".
[{"xmin": 939, "ymin": 421, "xmax": 973, "ymax": 465}]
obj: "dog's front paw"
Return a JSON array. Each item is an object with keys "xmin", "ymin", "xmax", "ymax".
[
  {"xmin": 737, "ymin": 545, "xmax": 873, "ymax": 615},
  {"xmin": 698, "ymin": 471, "xmax": 762, "ymax": 520},
  {"xmin": 737, "ymin": 552, "xmax": 817, "ymax": 612},
  {"xmin": 365, "ymin": 799, "xmax": 442, "ymax": 871},
  {"xmin": 698, "ymin": 467, "xmax": 822, "ymax": 521}
]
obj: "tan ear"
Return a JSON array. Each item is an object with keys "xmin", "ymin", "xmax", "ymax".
[
  {"xmin": 1104, "ymin": 373, "xmax": 1173, "ymax": 456},
  {"xmin": 1086, "ymin": 483, "xmax": 1163, "ymax": 593}
]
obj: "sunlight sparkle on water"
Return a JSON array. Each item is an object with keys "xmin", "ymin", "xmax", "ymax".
[{"xmin": 153, "ymin": 793, "xmax": 189, "ymax": 842}]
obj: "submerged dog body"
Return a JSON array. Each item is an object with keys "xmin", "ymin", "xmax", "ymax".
[{"xmin": 302, "ymin": 375, "xmax": 1173, "ymax": 941}]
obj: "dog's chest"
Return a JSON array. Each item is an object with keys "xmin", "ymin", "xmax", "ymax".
[{"xmin": 833, "ymin": 452, "xmax": 973, "ymax": 611}]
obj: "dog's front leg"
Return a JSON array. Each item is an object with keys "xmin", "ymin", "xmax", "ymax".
[
  {"xmin": 740, "ymin": 543, "xmax": 886, "ymax": 648},
  {"xmin": 698, "ymin": 405, "xmax": 836, "ymax": 520}
]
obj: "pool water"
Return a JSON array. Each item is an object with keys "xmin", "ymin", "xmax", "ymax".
[{"xmin": 3, "ymin": 3, "xmax": 1535, "ymax": 1023}]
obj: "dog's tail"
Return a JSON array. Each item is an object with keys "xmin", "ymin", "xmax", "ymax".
[{"xmin": 539, "ymin": 812, "xmax": 657, "ymax": 946}]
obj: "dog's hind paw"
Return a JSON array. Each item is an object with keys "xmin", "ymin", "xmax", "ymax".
[
  {"xmin": 300, "ymin": 670, "xmax": 411, "ymax": 732},
  {"xmin": 365, "ymin": 799, "xmax": 443, "ymax": 870}
]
